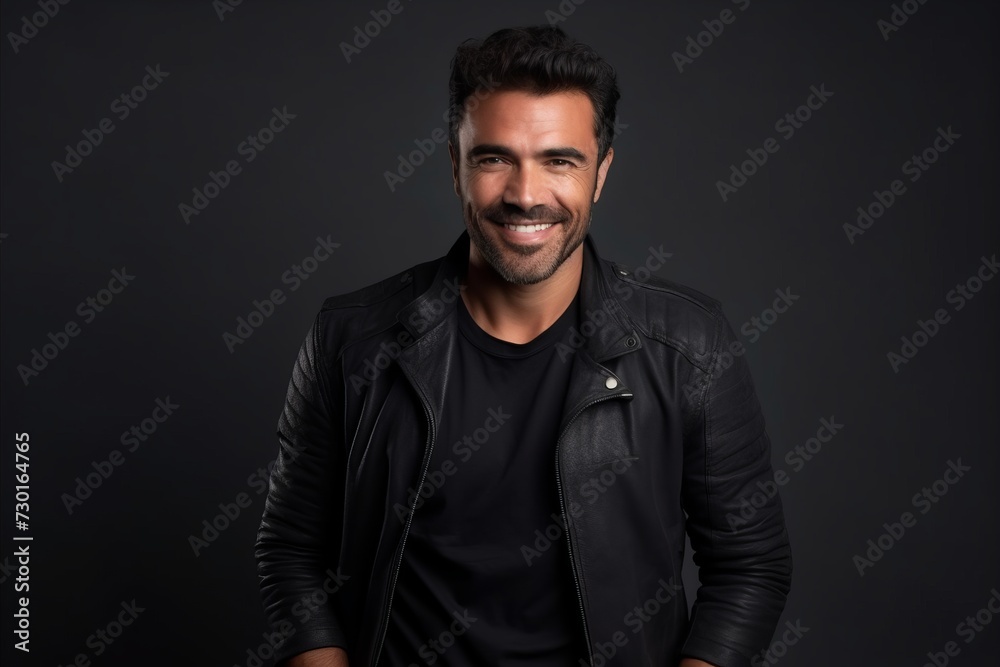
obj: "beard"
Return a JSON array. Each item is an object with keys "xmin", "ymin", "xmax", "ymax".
[{"xmin": 462, "ymin": 194, "xmax": 594, "ymax": 286}]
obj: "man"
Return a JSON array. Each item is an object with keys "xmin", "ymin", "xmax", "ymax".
[{"xmin": 256, "ymin": 26, "xmax": 791, "ymax": 667}]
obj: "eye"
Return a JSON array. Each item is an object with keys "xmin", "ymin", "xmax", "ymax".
[
  {"xmin": 478, "ymin": 157, "xmax": 505, "ymax": 165},
  {"xmin": 549, "ymin": 159, "xmax": 573, "ymax": 167}
]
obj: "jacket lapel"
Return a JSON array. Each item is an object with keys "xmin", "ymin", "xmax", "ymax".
[{"xmin": 393, "ymin": 229, "xmax": 642, "ymax": 450}]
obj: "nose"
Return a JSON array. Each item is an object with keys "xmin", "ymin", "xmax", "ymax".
[{"xmin": 503, "ymin": 163, "xmax": 544, "ymax": 211}]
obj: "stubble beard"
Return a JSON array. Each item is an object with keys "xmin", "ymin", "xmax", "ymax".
[{"xmin": 462, "ymin": 195, "xmax": 594, "ymax": 286}]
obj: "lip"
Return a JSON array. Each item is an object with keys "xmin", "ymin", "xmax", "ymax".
[{"xmin": 491, "ymin": 219, "xmax": 561, "ymax": 243}]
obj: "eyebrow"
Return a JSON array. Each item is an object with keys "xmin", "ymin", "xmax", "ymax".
[{"xmin": 467, "ymin": 144, "xmax": 588, "ymax": 162}]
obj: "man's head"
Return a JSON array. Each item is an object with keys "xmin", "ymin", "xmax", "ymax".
[{"xmin": 447, "ymin": 26, "xmax": 620, "ymax": 286}]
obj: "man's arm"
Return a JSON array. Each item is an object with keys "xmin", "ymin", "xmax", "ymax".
[
  {"xmin": 679, "ymin": 309, "xmax": 793, "ymax": 667},
  {"xmin": 256, "ymin": 313, "xmax": 351, "ymax": 664},
  {"xmin": 286, "ymin": 647, "xmax": 350, "ymax": 667}
]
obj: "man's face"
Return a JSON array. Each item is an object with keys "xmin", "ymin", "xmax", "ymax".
[{"xmin": 449, "ymin": 88, "xmax": 614, "ymax": 285}]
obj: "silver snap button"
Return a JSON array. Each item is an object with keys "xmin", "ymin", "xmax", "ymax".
[{"xmin": 605, "ymin": 377, "xmax": 618, "ymax": 389}]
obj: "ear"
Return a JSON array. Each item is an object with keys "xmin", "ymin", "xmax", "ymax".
[
  {"xmin": 448, "ymin": 141, "xmax": 461, "ymax": 197},
  {"xmin": 593, "ymin": 146, "xmax": 614, "ymax": 203}
]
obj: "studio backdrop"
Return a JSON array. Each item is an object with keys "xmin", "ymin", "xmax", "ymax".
[{"xmin": 1, "ymin": 1, "xmax": 998, "ymax": 666}]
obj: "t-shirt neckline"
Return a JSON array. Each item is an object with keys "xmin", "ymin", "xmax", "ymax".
[{"xmin": 456, "ymin": 290, "xmax": 580, "ymax": 359}]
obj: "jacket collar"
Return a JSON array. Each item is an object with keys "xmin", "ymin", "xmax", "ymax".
[{"xmin": 395, "ymin": 229, "xmax": 641, "ymax": 363}]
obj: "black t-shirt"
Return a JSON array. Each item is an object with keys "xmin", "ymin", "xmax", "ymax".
[{"xmin": 381, "ymin": 288, "xmax": 589, "ymax": 666}]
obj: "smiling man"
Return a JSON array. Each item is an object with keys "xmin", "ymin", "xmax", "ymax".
[
  {"xmin": 256, "ymin": 26, "xmax": 792, "ymax": 667},
  {"xmin": 456, "ymin": 85, "xmax": 609, "ymax": 344}
]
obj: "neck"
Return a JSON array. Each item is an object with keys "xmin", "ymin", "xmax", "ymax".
[{"xmin": 460, "ymin": 245, "xmax": 583, "ymax": 344}]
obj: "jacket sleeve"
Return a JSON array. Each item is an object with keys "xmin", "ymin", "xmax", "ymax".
[
  {"xmin": 255, "ymin": 312, "xmax": 349, "ymax": 663},
  {"xmin": 679, "ymin": 307, "xmax": 793, "ymax": 667}
]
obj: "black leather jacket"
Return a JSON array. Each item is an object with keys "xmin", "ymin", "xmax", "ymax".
[{"xmin": 256, "ymin": 230, "xmax": 792, "ymax": 667}]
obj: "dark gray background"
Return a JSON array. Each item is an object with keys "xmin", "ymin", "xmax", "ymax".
[{"xmin": 2, "ymin": 1, "xmax": 998, "ymax": 665}]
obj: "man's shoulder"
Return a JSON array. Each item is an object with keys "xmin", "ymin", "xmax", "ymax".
[
  {"xmin": 600, "ymin": 256, "xmax": 725, "ymax": 367},
  {"xmin": 313, "ymin": 253, "xmax": 443, "ymax": 347},
  {"xmin": 319, "ymin": 259, "xmax": 437, "ymax": 312}
]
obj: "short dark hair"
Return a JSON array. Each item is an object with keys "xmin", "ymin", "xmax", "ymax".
[{"xmin": 447, "ymin": 26, "xmax": 620, "ymax": 162}]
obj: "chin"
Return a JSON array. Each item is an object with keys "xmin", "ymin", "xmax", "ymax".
[{"xmin": 492, "ymin": 245, "xmax": 573, "ymax": 285}]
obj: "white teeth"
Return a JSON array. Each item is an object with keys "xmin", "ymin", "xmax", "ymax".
[{"xmin": 503, "ymin": 223, "xmax": 554, "ymax": 233}]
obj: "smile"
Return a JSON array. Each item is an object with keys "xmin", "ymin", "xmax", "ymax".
[{"xmin": 501, "ymin": 223, "xmax": 555, "ymax": 233}]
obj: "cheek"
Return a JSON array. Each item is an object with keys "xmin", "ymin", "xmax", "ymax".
[
  {"xmin": 553, "ymin": 177, "xmax": 595, "ymax": 211},
  {"xmin": 465, "ymin": 172, "xmax": 506, "ymax": 201}
]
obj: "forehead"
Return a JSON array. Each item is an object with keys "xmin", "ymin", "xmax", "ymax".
[{"xmin": 458, "ymin": 89, "xmax": 597, "ymax": 153}]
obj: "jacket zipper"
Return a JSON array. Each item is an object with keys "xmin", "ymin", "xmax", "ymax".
[
  {"xmin": 373, "ymin": 371, "xmax": 628, "ymax": 666},
  {"xmin": 371, "ymin": 371, "xmax": 437, "ymax": 667},
  {"xmin": 555, "ymin": 389, "xmax": 632, "ymax": 667}
]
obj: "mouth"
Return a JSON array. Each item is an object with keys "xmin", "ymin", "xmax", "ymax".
[{"xmin": 500, "ymin": 222, "xmax": 556, "ymax": 233}]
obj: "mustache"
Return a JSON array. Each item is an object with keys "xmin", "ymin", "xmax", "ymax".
[{"xmin": 482, "ymin": 203, "xmax": 570, "ymax": 225}]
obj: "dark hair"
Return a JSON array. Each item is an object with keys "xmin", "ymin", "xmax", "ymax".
[{"xmin": 447, "ymin": 26, "xmax": 620, "ymax": 162}]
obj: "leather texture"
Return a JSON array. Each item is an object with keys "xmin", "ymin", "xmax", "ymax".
[{"xmin": 256, "ymin": 229, "xmax": 792, "ymax": 667}]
